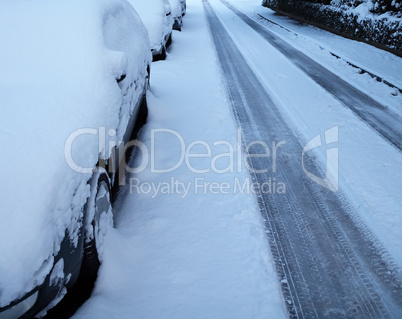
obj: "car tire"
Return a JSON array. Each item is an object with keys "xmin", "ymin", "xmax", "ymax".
[
  {"xmin": 136, "ymin": 94, "xmax": 148, "ymax": 131},
  {"xmin": 81, "ymin": 170, "xmax": 113, "ymax": 278},
  {"xmin": 160, "ymin": 45, "xmax": 167, "ymax": 60},
  {"xmin": 153, "ymin": 46, "xmax": 167, "ymax": 62},
  {"xmin": 166, "ymin": 33, "xmax": 172, "ymax": 48}
]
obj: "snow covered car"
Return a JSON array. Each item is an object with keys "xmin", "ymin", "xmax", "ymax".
[
  {"xmin": 179, "ymin": 0, "xmax": 186, "ymax": 16},
  {"xmin": 170, "ymin": 0, "xmax": 183, "ymax": 31},
  {"xmin": 0, "ymin": 0, "xmax": 151, "ymax": 318},
  {"xmin": 128, "ymin": 0, "xmax": 174, "ymax": 61}
]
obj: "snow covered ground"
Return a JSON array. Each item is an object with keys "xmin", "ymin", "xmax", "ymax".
[
  {"xmin": 73, "ymin": 1, "xmax": 287, "ymax": 318},
  {"xmin": 232, "ymin": 0, "xmax": 402, "ymax": 114},
  {"xmin": 74, "ymin": 0, "xmax": 402, "ymax": 317},
  {"xmin": 208, "ymin": 0, "xmax": 402, "ymax": 269}
]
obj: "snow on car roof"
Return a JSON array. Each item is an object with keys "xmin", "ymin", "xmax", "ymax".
[{"xmin": 0, "ymin": 0, "xmax": 150, "ymax": 307}]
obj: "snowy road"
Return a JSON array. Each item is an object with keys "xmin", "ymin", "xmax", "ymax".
[
  {"xmin": 73, "ymin": 0, "xmax": 402, "ymax": 318},
  {"xmin": 220, "ymin": 0, "xmax": 402, "ymax": 152},
  {"xmin": 204, "ymin": 0, "xmax": 402, "ymax": 317}
]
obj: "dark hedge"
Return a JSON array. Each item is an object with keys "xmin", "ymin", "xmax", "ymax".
[{"xmin": 262, "ymin": 0, "xmax": 402, "ymax": 55}]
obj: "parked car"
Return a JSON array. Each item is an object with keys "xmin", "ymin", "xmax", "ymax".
[
  {"xmin": 170, "ymin": 0, "xmax": 183, "ymax": 31},
  {"xmin": 0, "ymin": 0, "xmax": 151, "ymax": 318},
  {"xmin": 128, "ymin": 0, "xmax": 174, "ymax": 61},
  {"xmin": 179, "ymin": 0, "xmax": 186, "ymax": 16}
]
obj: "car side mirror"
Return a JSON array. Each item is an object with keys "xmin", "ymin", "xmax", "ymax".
[{"xmin": 116, "ymin": 74, "xmax": 126, "ymax": 84}]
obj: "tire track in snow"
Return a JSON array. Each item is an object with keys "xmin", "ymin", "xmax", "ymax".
[{"xmin": 203, "ymin": 0, "xmax": 402, "ymax": 317}]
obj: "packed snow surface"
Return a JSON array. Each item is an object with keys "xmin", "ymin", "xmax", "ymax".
[{"xmin": 212, "ymin": 0, "xmax": 402, "ymax": 267}]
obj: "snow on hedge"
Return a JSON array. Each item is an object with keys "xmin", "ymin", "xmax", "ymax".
[{"xmin": 263, "ymin": 0, "xmax": 402, "ymax": 52}]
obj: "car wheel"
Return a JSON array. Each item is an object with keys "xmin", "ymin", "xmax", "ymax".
[
  {"xmin": 152, "ymin": 46, "xmax": 167, "ymax": 62},
  {"xmin": 138, "ymin": 93, "xmax": 148, "ymax": 129},
  {"xmin": 161, "ymin": 45, "xmax": 167, "ymax": 60},
  {"xmin": 81, "ymin": 170, "xmax": 113, "ymax": 278}
]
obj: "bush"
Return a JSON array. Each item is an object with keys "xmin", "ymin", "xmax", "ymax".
[{"xmin": 263, "ymin": 0, "xmax": 402, "ymax": 54}]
